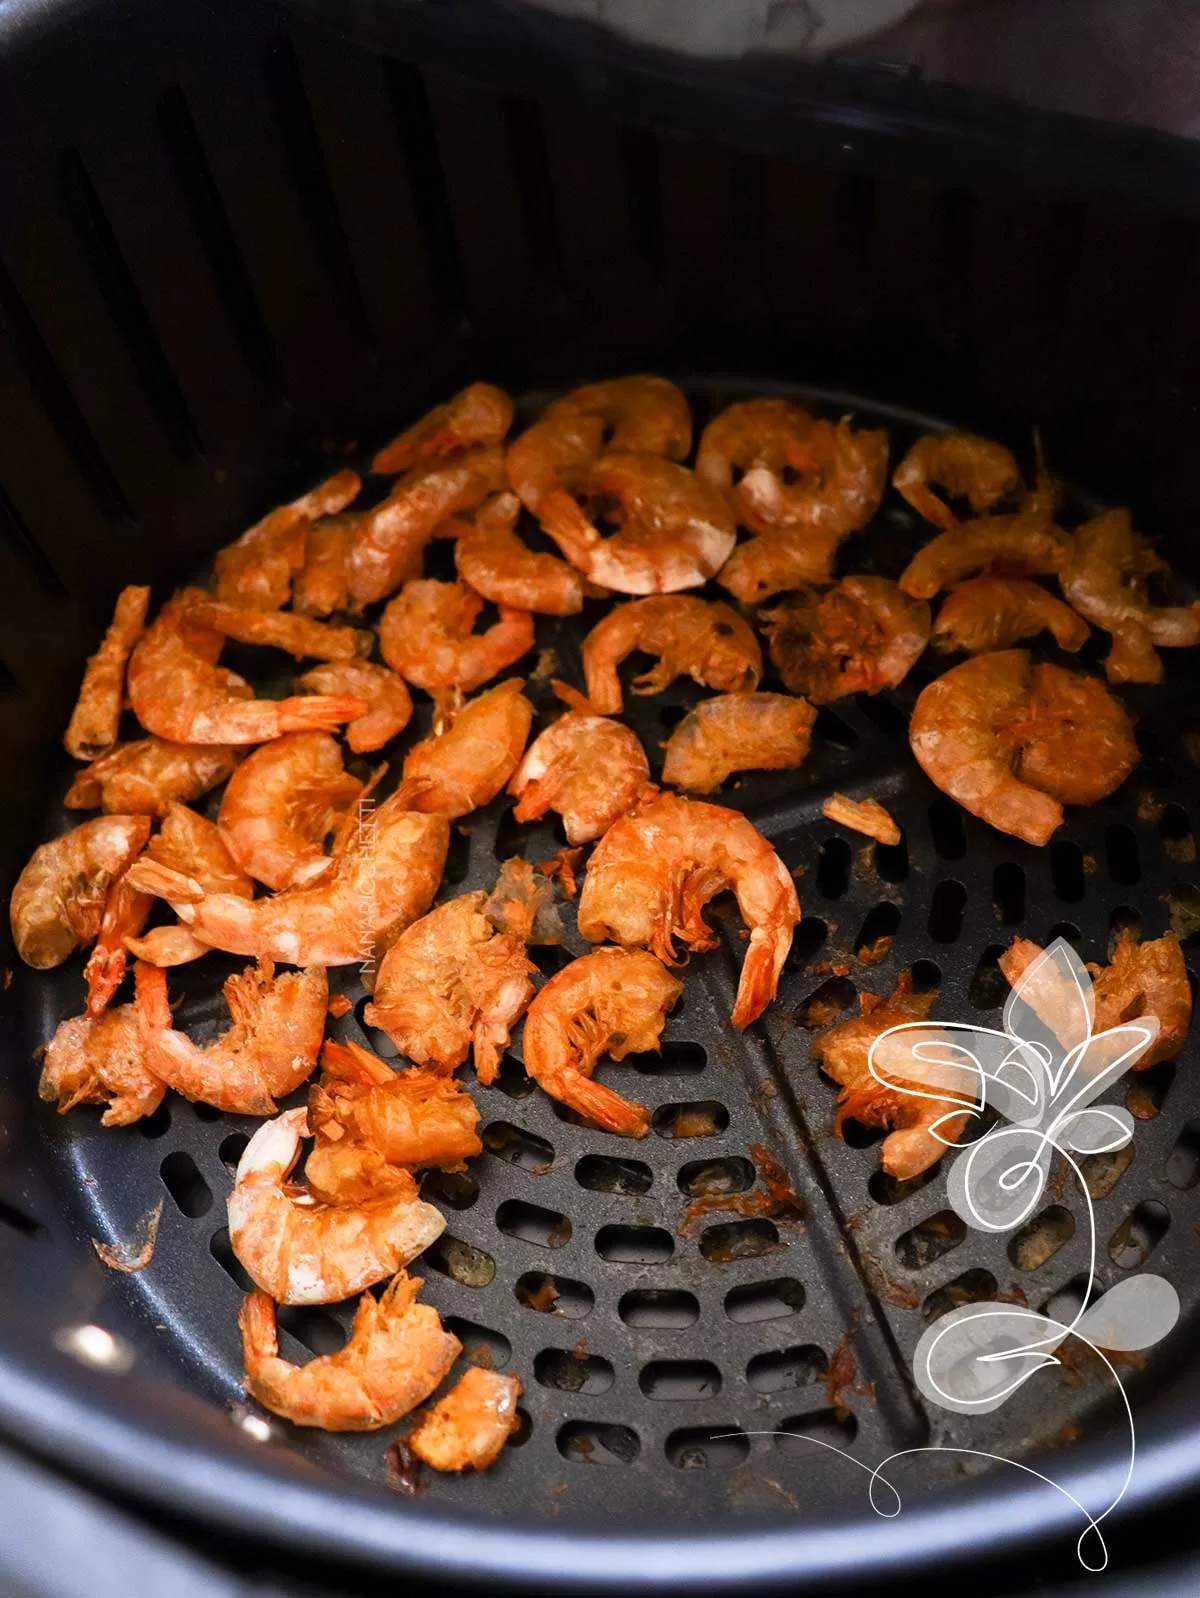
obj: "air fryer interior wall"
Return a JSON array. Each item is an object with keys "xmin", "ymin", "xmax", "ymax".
[{"xmin": 0, "ymin": 0, "xmax": 1199, "ymax": 1587}]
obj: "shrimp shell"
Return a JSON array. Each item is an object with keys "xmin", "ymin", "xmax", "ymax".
[
  {"xmin": 11, "ymin": 815, "xmax": 151, "ymax": 969},
  {"xmin": 296, "ymin": 661, "xmax": 413, "ymax": 755},
  {"xmin": 932, "ymin": 575, "xmax": 1090, "ymax": 654},
  {"xmin": 65, "ymin": 739, "xmax": 240, "ymax": 818},
  {"xmin": 217, "ymin": 732, "xmax": 362, "ymax": 891},
  {"xmin": 582, "ymin": 596, "xmax": 762, "ymax": 715},
  {"xmin": 661, "ymin": 692, "xmax": 816, "ymax": 794},
  {"xmin": 372, "ymin": 382, "xmax": 514, "ymax": 474},
  {"xmin": 760, "ymin": 577, "xmax": 930, "ymax": 704},
  {"xmin": 380, "ymin": 579, "xmax": 534, "ymax": 697},
  {"xmin": 64, "ymin": 586, "xmax": 150, "ymax": 761},
  {"xmin": 38, "ymin": 1001, "xmax": 165, "ymax": 1127},
  {"xmin": 408, "ymin": 1367, "xmax": 523, "ymax": 1472},
  {"xmin": 402, "ymin": 678, "xmax": 533, "ymax": 819}
]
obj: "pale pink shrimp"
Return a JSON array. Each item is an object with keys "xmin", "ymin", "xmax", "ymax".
[
  {"xmin": 372, "ymin": 382, "xmax": 514, "ymax": 474},
  {"xmin": 292, "ymin": 514, "xmax": 361, "ymax": 617},
  {"xmin": 894, "ymin": 433, "xmax": 1021, "ymax": 532},
  {"xmin": 214, "ymin": 469, "xmax": 361, "ymax": 610},
  {"xmin": 453, "ymin": 492, "xmax": 588, "ymax": 616},
  {"xmin": 182, "ymin": 598, "xmax": 371, "ymax": 663},
  {"xmin": 661, "ymin": 692, "xmax": 816, "ymax": 793},
  {"xmin": 582, "ymin": 596, "xmax": 762, "ymax": 715},
  {"xmin": 716, "ymin": 525, "xmax": 846, "ymax": 606},
  {"xmin": 347, "ymin": 446, "xmax": 509, "ymax": 606},
  {"xmin": 10, "ymin": 815, "xmax": 150, "ymax": 970},
  {"xmin": 123, "ymin": 803, "xmax": 253, "ymax": 968},
  {"xmin": 408, "ymin": 1368, "xmax": 523, "ymax": 1472},
  {"xmin": 38, "ymin": 1000, "xmax": 164, "ymax": 1127},
  {"xmin": 64, "ymin": 586, "xmax": 151, "ymax": 761},
  {"xmin": 65, "ymin": 739, "xmax": 240, "ymax": 817},
  {"xmin": 577, "ymin": 788, "xmax": 800, "ymax": 1029},
  {"xmin": 217, "ymin": 732, "xmax": 362, "ymax": 891},
  {"xmin": 296, "ymin": 661, "xmax": 413, "ymax": 754},
  {"xmin": 932, "ymin": 575, "xmax": 1090, "ymax": 654},
  {"xmin": 379, "ymin": 579, "xmax": 534, "ymax": 701},
  {"xmin": 521, "ymin": 948, "xmax": 682, "ymax": 1136},
  {"xmin": 127, "ymin": 590, "xmax": 366, "ymax": 745},
  {"xmin": 760, "ymin": 577, "xmax": 931, "ymax": 704},
  {"xmin": 508, "ymin": 692, "xmax": 650, "ymax": 844},
  {"xmin": 228, "ymin": 1108, "xmax": 445, "ymax": 1304},
  {"xmin": 401, "ymin": 678, "xmax": 533, "ymax": 818}
]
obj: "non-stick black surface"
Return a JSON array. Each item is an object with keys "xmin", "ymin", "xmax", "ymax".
[{"xmin": 13, "ymin": 381, "xmax": 1200, "ymax": 1530}]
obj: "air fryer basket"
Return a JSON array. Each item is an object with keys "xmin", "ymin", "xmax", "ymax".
[{"xmin": 1, "ymin": 0, "xmax": 1200, "ymax": 1590}]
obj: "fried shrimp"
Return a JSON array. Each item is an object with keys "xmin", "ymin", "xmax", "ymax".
[
  {"xmin": 581, "ymin": 596, "xmax": 761, "ymax": 714},
  {"xmin": 380, "ymin": 579, "xmax": 534, "ymax": 699},
  {"xmin": 292, "ymin": 514, "xmax": 361, "ymax": 617},
  {"xmin": 696, "ymin": 397, "xmax": 819, "ymax": 502},
  {"xmin": 909, "ymin": 650, "xmax": 1136, "ymax": 845},
  {"xmin": 401, "ymin": 678, "xmax": 533, "ymax": 819},
  {"xmin": 893, "ymin": 432, "xmax": 1021, "ymax": 531},
  {"xmin": 362, "ymin": 894, "xmax": 534, "ymax": 1081},
  {"xmin": 661, "ymin": 692, "xmax": 816, "ymax": 794},
  {"xmin": 509, "ymin": 691, "xmax": 650, "ymax": 843},
  {"xmin": 182, "ymin": 599, "xmax": 371, "ymax": 663},
  {"xmin": 454, "ymin": 492, "xmax": 588, "ymax": 616},
  {"xmin": 123, "ymin": 803, "xmax": 253, "ymax": 968},
  {"xmin": 125, "ymin": 789, "xmax": 448, "ymax": 966},
  {"xmin": 128, "ymin": 590, "xmax": 366, "ymax": 746},
  {"xmin": 65, "ymin": 738, "xmax": 240, "ymax": 818},
  {"xmin": 577, "ymin": 788, "xmax": 800, "ymax": 1028},
  {"xmin": 408, "ymin": 1368, "xmax": 523, "ymax": 1472},
  {"xmin": 228, "ymin": 1108, "xmax": 446, "ymax": 1304},
  {"xmin": 348, "ymin": 446, "xmax": 509, "ymax": 606},
  {"xmin": 821, "ymin": 794, "xmax": 901, "ymax": 847},
  {"xmin": 135, "ymin": 958, "xmax": 327, "ymax": 1115},
  {"xmin": 64, "ymin": 586, "xmax": 151, "ymax": 761},
  {"xmin": 239, "ymin": 1273, "xmax": 459, "ymax": 1432},
  {"xmin": 372, "ymin": 382, "xmax": 514, "ymax": 474},
  {"xmin": 38, "ymin": 1000, "xmax": 164, "ymax": 1127},
  {"xmin": 522, "ymin": 948, "xmax": 682, "ymax": 1136},
  {"xmin": 760, "ymin": 577, "xmax": 931, "ymax": 703},
  {"xmin": 932, "ymin": 576, "xmax": 1090, "ymax": 654},
  {"xmin": 214, "ymin": 470, "xmax": 361, "ymax": 610},
  {"xmin": 812, "ymin": 973, "xmax": 971, "ymax": 1180},
  {"xmin": 296, "ymin": 661, "xmax": 413, "ymax": 754},
  {"xmin": 1060, "ymin": 508, "xmax": 1200, "ymax": 684},
  {"xmin": 11, "ymin": 815, "xmax": 150, "ymax": 970},
  {"xmin": 716, "ymin": 525, "xmax": 848, "ymax": 606},
  {"xmin": 709, "ymin": 411, "xmax": 887, "ymax": 538},
  {"xmin": 217, "ymin": 732, "xmax": 362, "ymax": 891},
  {"xmin": 898, "ymin": 508, "xmax": 1071, "ymax": 600},
  {"xmin": 542, "ymin": 375, "xmax": 692, "ymax": 458}
]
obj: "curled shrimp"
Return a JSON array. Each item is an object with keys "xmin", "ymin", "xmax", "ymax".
[
  {"xmin": 899, "ymin": 506, "xmax": 1071, "ymax": 600},
  {"xmin": 932, "ymin": 575, "xmax": 1089, "ymax": 654},
  {"xmin": 716, "ymin": 525, "xmax": 846, "ymax": 606},
  {"xmin": 296, "ymin": 661, "xmax": 413, "ymax": 755},
  {"xmin": 408, "ymin": 1367, "xmax": 523, "ymax": 1472},
  {"xmin": 661, "ymin": 692, "xmax": 816, "ymax": 794},
  {"xmin": 182, "ymin": 598, "xmax": 371, "ymax": 663},
  {"xmin": 124, "ymin": 802, "xmax": 253, "ymax": 969},
  {"xmin": 401, "ymin": 678, "xmax": 533, "ymax": 819},
  {"xmin": 909, "ymin": 649, "xmax": 1136, "ymax": 846},
  {"xmin": 696, "ymin": 398, "xmax": 819, "ymax": 501},
  {"xmin": 217, "ymin": 732, "xmax": 362, "ymax": 891},
  {"xmin": 522, "ymin": 948, "xmax": 682, "ymax": 1136},
  {"xmin": 348, "ymin": 446, "xmax": 508, "ymax": 607},
  {"xmin": 577, "ymin": 787, "xmax": 800, "ymax": 1029},
  {"xmin": 893, "ymin": 432, "xmax": 1021, "ymax": 531},
  {"xmin": 453, "ymin": 492, "xmax": 589, "ymax": 616},
  {"xmin": 228, "ymin": 1108, "xmax": 446, "ymax": 1304},
  {"xmin": 239, "ymin": 1273, "xmax": 459, "ymax": 1432},
  {"xmin": 215, "ymin": 470, "xmax": 361, "ymax": 610},
  {"xmin": 292, "ymin": 514, "xmax": 361, "ymax": 617},
  {"xmin": 760, "ymin": 577, "xmax": 931, "ymax": 704},
  {"xmin": 11, "ymin": 815, "xmax": 150, "ymax": 969},
  {"xmin": 508, "ymin": 690, "xmax": 650, "ymax": 844},
  {"xmin": 135, "ymin": 958, "xmax": 327, "ymax": 1115},
  {"xmin": 582, "ymin": 596, "xmax": 761, "ymax": 715},
  {"xmin": 125, "ymin": 788, "xmax": 449, "ymax": 966},
  {"xmin": 542, "ymin": 375, "xmax": 692, "ymax": 458},
  {"xmin": 380, "ymin": 579, "xmax": 534, "ymax": 700},
  {"xmin": 65, "ymin": 738, "xmax": 240, "ymax": 817},
  {"xmin": 362, "ymin": 893, "xmax": 535, "ymax": 1081},
  {"xmin": 38, "ymin": 1000, "xmax": 164, "ymax": 1127},
  {"xmin": 127, "ymin": 590, "xmax": 366, "ymax": 745},
  {"xmin": 64, "ymin": 586, "xmax": 150, "ymax": 761},
  {"xmin": 373, "ymin": 382, "xmax": 514, "ymax": 474},
  {"xmin": 1060, "ymin": 508, "xmax": 1200, "ymax": 683}
]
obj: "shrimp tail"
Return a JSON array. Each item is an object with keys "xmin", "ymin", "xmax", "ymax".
[
  {"xmin": 550, "ymin": 679, "xmax": 598, "ymax": 715},
  {"xmin": 277, "ymin": 694, "xmax": 368, "ymax": 735},
  {"xmin": 239, "ymin": 1289, "xmax": 280, "ymax": 1362},
  {"xmin": 124, "ymin": 859, "xmax": 205, "ymax": 905},
  {"xmin": 559, "ymin": 1070, "xmax": 650, "ymax": 1138},
  {"xmin": 730, "ymin": 933, "xmax": 784, "ymax": 1030}
]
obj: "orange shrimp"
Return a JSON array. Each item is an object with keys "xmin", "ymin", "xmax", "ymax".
[
  {"xmin": 760, "ymin": 577, "xmax": 931, "ymax": 703},
  {"xmin": 127, "ymin": 590, "xmax": 366, "ymax": 745},
  {"xmin": 582, "ymin": 596, "xmax": 761, "ymax": 714},
  {"xmin": 453, "ymin": 492, "xmax": 588, "ymax": 616},
  {"xmin": 10, "ymin": 815, "xmax": 150, "ymax": 970},
  {"xmin": 509, "ymin": 698, "xmax": 650, "ymax": 844},
  {"xmin": 899, "ymin": 509, "xmax": 1071, "ymax": 600},
  {"xmin": 362, "ymin": 893, "xmax": 535, "ymax": 1081},
  {"xmin": 695, "ymin": 397, "xmax": 820, "ymax": 500},
  {"xmin": 379, "ymin": 579, "xmax": 534, "ymax": 700},
  {"xmin": 577, "ymin": 788, "xmax": 800, "ymax": 1029},
  {"xmin": 296, "ymin": 661, "xmax": 413, "ymax": 754},
  {"xmin": 821, "ymin": 794, "xmax": 901, "ymax": 847},
  {"xmin": 372, "ymin": 382, "xmax": 514, "ymax": 474},
  {"xmin": 214, "ymin": 470, "xmax": 361, "ymax": 610},
  {"xmin": 292, "ymin": 514, "xmax": 361, "ymax": 617},
  {"xmin": 716, "ymin": 525, "xmax": 847, "ymax": 606},
  {"xmin": 540, "ymin": 375, "xmax": 692, "ymax": 458},
  {"xmin": 401, "ymin": 678, "xmax": 533, "ymax": 819},
  {"xmin": 182, "ymin": 598, "xmax": 370, "ymax": 663},
  {"xmin": 65, "ymin": 738, "xmax": 240, "ymax": 818},
  {"xmin": 135, "ymin": 958, "xmax": 326, "ymax": 1115},
  {"xmin": 83, "ymin": 871, "xmax": 150, "ymax": 1016},
  {"xmin": 63, "ymin": 586, "xmax": 151, "ymax": 761},
  {"xmin": 239, "ymin": 1273, "xmax": 459, "ymax": 1432},
  {"xmin": 661, "ymin": 692, "xmax": 816, "ymax": 793},
  {"xmin": 123, "ymin": 803, "xmax": 253, "ymax": 969},
  {"xmin": 893, "ymin": 432, "xmax": 1021, "ymax": 531},
  {"xmin": 932, "ymin": 576, "xmax": 1090, "ymax": 654},
  {"xmin": 217, "ymin": 732, "xmax": 362, "ymax": 891},
  {"xmin": 408, "ymin": 1368, "xmax": 523, "ymax": 1472},
  {"xmin": 38, "ymin": 1000, "xmax": 164, "ymax": 1127}
]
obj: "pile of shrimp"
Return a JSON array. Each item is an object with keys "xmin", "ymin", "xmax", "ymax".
[{"xmin": 8, "ymin": 377, "xmax": 1196, "ymax": 1459}]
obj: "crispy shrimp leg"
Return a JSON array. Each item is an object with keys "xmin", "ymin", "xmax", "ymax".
[{"xmin": 64, "ymin": 586, "xmax": 151, "ymax": 761}]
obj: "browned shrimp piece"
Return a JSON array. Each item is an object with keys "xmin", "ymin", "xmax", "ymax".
[
  {"xmin": 348, "ymin": 446, "xmax": 509, "ymax": 606},
  {"xmin": 10, "ymin": 815, "xmax": 150, "ymax": 970},
  {"xmin": 453, "ymin": 492, "xmax": 588, "ymax": 616},
  {"xmin": 760, "ymin": 577, "xmax": 931, "ymax": 704},
  {"xmin": 38, "ymin": 1000, "xmax": 164, "ymax": 1127},
  {"xmin": 717, "ymin": 525, "xmax": 847, "ymax": 606},
  {"xmin": 292, "ymin": 514, "xmax": 360, "ymax": 617},
  {"xmin": 408, "ymin": 1368, "xmax": 523, "ymax": 1473},
  {"xmin": 730, "ymin": 416, "xmax": 888, "ymax": 538},
  {"xmin": 64, "ymin": 586, "xmax": 151, "ymax": 761},
  {"xmin": 296, "ymin": 661, "xmax": 413, "ymax": 754},
  {"xmin": 821, "ymin": 794, "xmax": 901, "ymax": 847},
  {"xmin": 893, "ymin": 433, "xmax": 1021, "ymax": 532},
  {"xmin": 65, "ymin": 739, "xmax": 240, "ymax": 817},
  {"xmin": 812, "ymin": 973, "xmax": 971, "ymax": 1180},
  {"xmin": 661, "ymin": 692, "xmax": 816, "ymax": 793},
  {"xmin": 214, "ymin": 470, "xmax": 361, "ymax": 610},
  {"xmin": 362, "ymin": 893, "xmax": 535, "ymax": 1081},
  {"xmin": 372, "ymin": 383, "xmax": 514, "ymax": 474},
  {"xmin": 217, "ymin": 732, "xmax": 362, "ymax": 891},
  {"xmin": 380, "ymin": 579, "xmax": 534, "ymax": 699},
  {"xmin": 124, "ymin": 803, "xmax": 252, "ymax": 968},
  {"xmin": 932, "ymin": 576, "xmax": 1090, "ymax": 654},
  {"xmin": 183, "ymin": 599, "xmax": 370, "ymax": 663},
  {"xmin": 582, "ymin": 596, "xmax": 761, "ymax": 715},
  {"xmin": 509, "ymin": 690, "xmax": 650, "ymax": 843},
  {"xmin": 401, "ymin": 678, "xmax": 533, "ymax": 819},
  {"xmin": 1060, "ymin": 508, "xmax": 1200, "ymax": 684},
  {"xmin": 899, "ymin": 511, "xmax": 1071, "ymax": 600}
]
